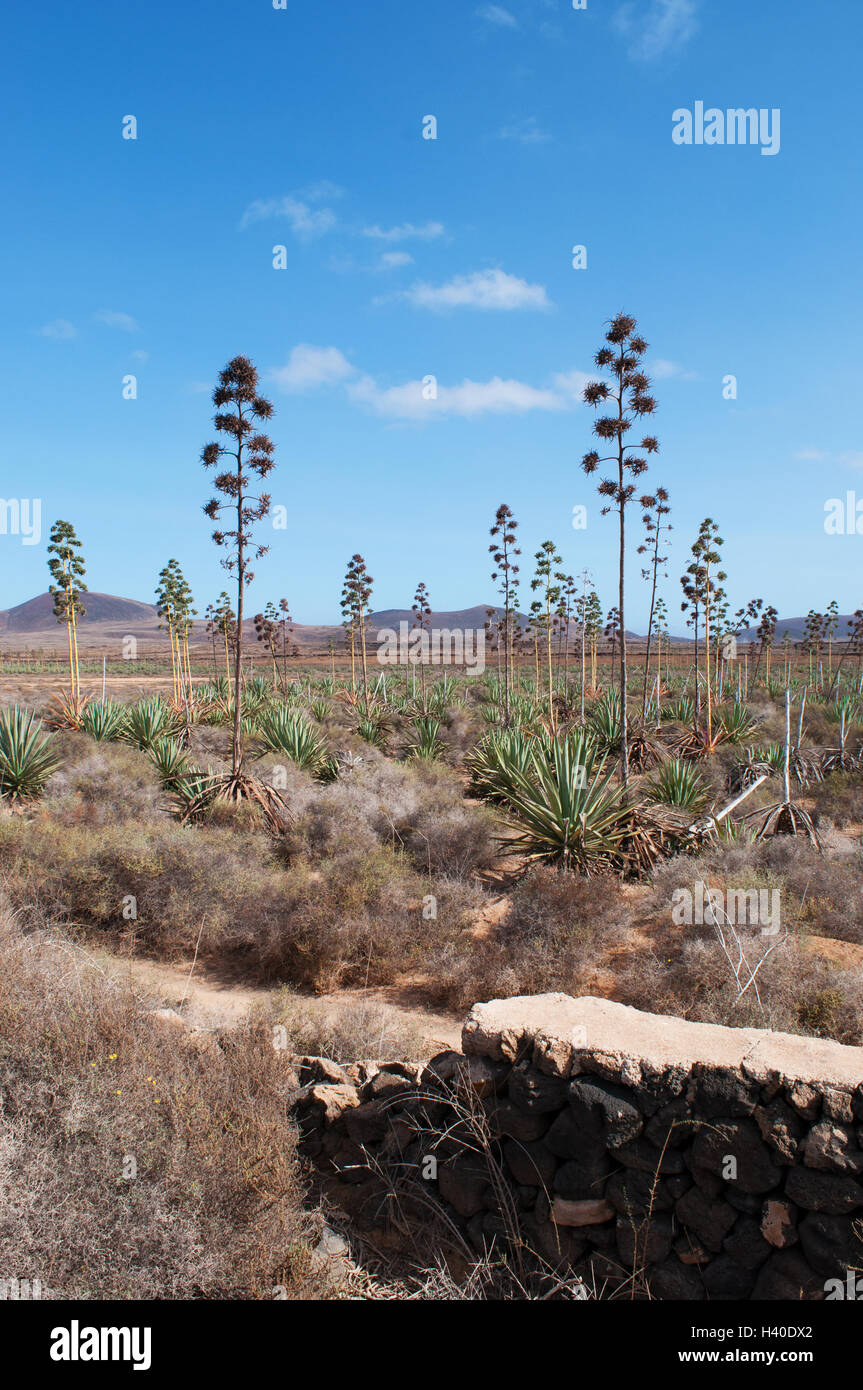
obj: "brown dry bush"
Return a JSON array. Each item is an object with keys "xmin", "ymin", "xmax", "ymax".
[
  {"xmin": 812, "ymin": 771, "xmax": 863, "ymax": 830},
  {"xmin": 427, "ymin": 866, "xmax": 630, "ymax": 1011},
  {"xmin": 280, "ymin": 749, "xmax": 496, "ymax": 878},
  {"xmin": 0, "ymin": 810, "xmax": 483, "ymax": 990},
  {"xmin": 249, "ymin": 848, "xmax": 483, "ymax": 991},
  {"xmin": 614, "ymin": 934, "xmax": 863, "ymax": 1043},
  {"xmin": 0, "ymin": 736, "xmax": 490, "ymax": 990},
  {"xmin": 0, "ymin": 901, "xmax": 326, "ymax": 1300},
  {"xmin": 647, "ymin": 835, "xmax": 863, "ymax": 945},
  {"xmin": 272, "ymin": 994, "xmax": 424, "ymax": 1062},
  {"xmin": 42, "ymin": 734, "xmax": 163, "ymax": 827}
]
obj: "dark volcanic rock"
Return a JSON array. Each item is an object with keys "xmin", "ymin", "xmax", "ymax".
[
  {"xmin": 502, "ymin": 1138, "xmax": 557, "ymax": 1188},
  {"xmin": 676, "ymin": 1187, "xmax": 737, "ymax": 1252},
  {"xmin": 798, "ymin": 1212, "xmax": 863, "ymax": 1279},
  {"xmin": 689, "ymin": 1120, "xmax": 783, "ymax": 1194},
  {"xmin": 568, "ymin": 1077, "xmax": 643, "ymax": 1149},
  {"xmin": 752, "ymin": 1250, "xmax": 825, "ymax": 1301},
  {"xmin": 508, "ymin": 1063, "xmax": 569, "ymax": 1114},
  {"xmin": 785, "ymin": 1167, "xmax": 863, "ymax": 1214}
]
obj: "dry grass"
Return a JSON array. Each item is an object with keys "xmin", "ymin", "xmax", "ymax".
[
  {"xmin": 270, "ymin": 993, "xmax": 424, "ymax": 1062},
  {"xmin": 0, "ymin": 898, "xmax": 329, "ymax": 1300},
  {"xmin": 426, "ymin": 866, "xmax": 630, "ymax": 1011},
  {"xmin": 0, "ymin": 739, "xmax": 486, "ymax": 993}
]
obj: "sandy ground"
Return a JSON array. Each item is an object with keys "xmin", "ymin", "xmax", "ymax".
[{"xmin": 97, "ymin": 950, "xmax": 464, "ymax": 1052}]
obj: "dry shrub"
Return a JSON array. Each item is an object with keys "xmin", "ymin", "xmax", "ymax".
[
  {"xmin": 249, "ymin": 848, "xmax": 482, "ymax": 992},
  {"xmin": 812, "ymin": 771, "xmax": 863, "ymax": 830},
  {"xmin": 403, "ymin": 801, "xmax": 497, "ymax": 880},
  {"xmin": 615, "ymin": 934, "xmax": 863, "ymax": 1043},
  {"xmin": 0, "ymin": 900, "xmax": 326, "ymax": 1299},
  {"xmin": 429, "ymin": 866, "xmax": 629, "ymax": 1011},
  {"xmin": 0, "ymin": 804, "xmax": 483, "ymax": 992},
  {"xmin": 648, "ymin": 835, "xmax": 863, "ymax": 945},
  {"xmin": 273, "ymin": 993, "xmax": 424, "ymax": 1062},
  {"xmin": 43, "ymin": 736, "xmax": 163, "ymax": 827}
]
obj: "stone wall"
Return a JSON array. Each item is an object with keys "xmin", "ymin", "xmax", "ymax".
[{"xmin": 292, "ymin": 995, "xmax": 863, "ymax": 1300}]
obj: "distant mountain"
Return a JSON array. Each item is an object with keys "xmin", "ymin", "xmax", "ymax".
[
  {"xmin": 10, "ymin": 591, "xmax": 825, "ymax": 649},
  {"xmin": 0, "ymin": 592, "xmax": 158, "ymax": 632},
  {"xmin": 737, "ymin": 615, "xmax": 859, "ymax": 644},
  {"xmin": 370, "ymin": 604, "xmax": 518, "ymax": 631}
]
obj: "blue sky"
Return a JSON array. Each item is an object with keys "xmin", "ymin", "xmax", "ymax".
[{"xmin": 2, "ymin": 0, "xmax": 862, "ymax": 631}]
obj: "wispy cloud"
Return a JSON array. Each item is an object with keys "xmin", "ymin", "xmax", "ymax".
[
  {"xmin": 348, "ymin": 374, "xmax": 565, "ymax": 420},
  {"xmin": 650, "ymin": 357, "xmax": 697, "ymax": 380},
  {"xmin": 498, "ymin": 116, "xmax": 550, "ymax": 146},
  {"xmin": 269, "ymin": 344, "xmax": 356, "ymax": 393},
  {"xmin": 399, "ymin": 269, "xmax": 551, "ymax": 312},
  {"xmin": 240, "ymin": 190, "xmax": 339, "ymax": 238},
  {"xmin": 94, "ymin": 309, "xmax": 139, "ymax": 332},
  {"xmin": 378, "ymin": 251, "xmax": 414, "ymax": 269},
  {"xmin": 38, "ymin": 318, "xmax": 76, "ymax": 340},
  {"xmin": 614, "ymin": 0, "xmax": 697, "ymax": 62},
  {"xmin": 477, "ymin": 4, "xmax": 518, "ymax": 27},
  {"xmin": 793, "ymin": 448, "xmax": 863, "ymax": 469},
  {"xmin": 362, "ymin": 221, "xmax": 445, "ymax": 243},
  {"xmin": 268, "ymin": 343, "xmax": 587, "ymax": 421}
]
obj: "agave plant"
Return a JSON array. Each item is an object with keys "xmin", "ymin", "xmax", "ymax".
[
  {"xmin": 0, "ymin": 707, "xmax": 61, "ymax": 800},
  {"xmin": 660, "ymin": 695, "xmax": 694, "ymax": 725},
  {"xmin": 310, "ymin": 698, "xmax": 331, "ymax": 722},
  {"xmin": 587, "ymin": 689, "xmax": 621, "ymax": 755},
  {"xmin": 823, "ymin": 695, "xmax": 862, "ymax": 726},
  {"xmin": 356, "ymin": 716, "xmax": 389, "ymax": 750},
  {"xmin": 44, "ymin": 690, "xmax": 90, "ymax": 730},
  {"xmin": 467, "ymin": 728, "xmax": 542, "ymax": 799},
  {"xmin": 168, "ymin": 766, "xmax": 222, "ymax": 820},
  {"xmin": 80, "ymin": 699, "xmax": 128, "ymax": 742},
  {"xmin": 494, "ymin": 731, "xmax": 630, "ymax": 873},
  {"xmin": 122, "ymin": 697, "xmax": 184, "ymax": 750},
  {"xmin": 713, "ymin": 817, "xmax": 752, "ymax": 846},
  {"xmin": 255, "ymin": 707, "xmax": 336, "ymax": 779},
  {"xmin": 646, "ymin": 758, "xmax": 711, "ymax": 813},
  {"xmin": 147, "ymin": 736, "xmax": 194, "ymax": 788},
  {"xmin": 405, "ymin": 716, "xmax": 445, "ymax": 761},
  {"xmin": 715, "ymin": 702, "xmax": 759, "ymax": 744}
]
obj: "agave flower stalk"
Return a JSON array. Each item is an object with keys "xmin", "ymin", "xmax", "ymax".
[
  {"xmin": 581, "ymin": 313, "xmax": 659, "ymax": 788},
  {"xmin": 201, "ymin": 355, "xmax": 276, "ymax": 780},
  {"xmin": 47, "ymin": 520, "xmax": 87, "ymax": 702}
]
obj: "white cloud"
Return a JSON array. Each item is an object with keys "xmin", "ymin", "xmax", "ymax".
[
  {"xmin": 793, "ymin": 448, "xmax": 863, "ymax": 468},
  {"xmin": 94, "ymin": 309, "xmax": 139, "ymax": 332},
  {"xmin": 498, "ymin": 116, "xmax": 550, "ymax": 145},
  {"xmin": 650, "ymin": 357, "xmax": 697, "ymax": 380},
  {"xmin": 131, "ymin": 349, "xmax": 149, "ymax": 362},
  {"xmin": 362, "ymin": 221, "xmax": 445, "ymax": 243},
  {"xmin": 241, "ymin": 194, "xmax": 337, "ymax": 238},
  {"xmin": 270, "ymin": 344, "xmax": 356, "ymax": 393},
  {"xmin": 268, "ymin": 343, "xmax": 588, "ymax": 421},
  {"xmin": 614, "ymin": 0, "xmax": 697, "ymax": 61},
  {"xmin": 400, "ymin": 268, "xmax": 551, "ymax": 312},
  {"xmin": 477, "ymin": 4, "xmax": 518, "ymax": 27},
  {"xmin": 38, "ymin": 318, "xmax": 76, "ymax": 340},
  {"xmin": 349, "ymin": 374, "xmax": 566, "ymax": 420},
  {"xmin": 378, "ymin": 251, "xmax": 414, "ymax": 269},
  {"xmin": 551, "ymin": 368, "xmax": 592, "ymax": 401}
]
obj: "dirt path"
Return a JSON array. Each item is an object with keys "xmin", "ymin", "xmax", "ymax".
[{"xmin": 97, "ymin": 950, "xmax": 463, "ymax": 1053}]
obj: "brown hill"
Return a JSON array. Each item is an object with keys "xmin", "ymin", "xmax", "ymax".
[{"xmin": 0, "ymin": 592, "xmax": 158, "ymax": 633}]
